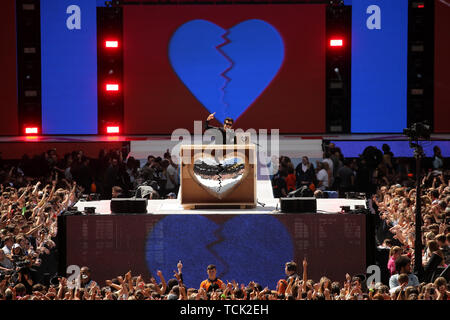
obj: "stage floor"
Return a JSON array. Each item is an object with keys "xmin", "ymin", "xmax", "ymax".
[
  {"xmin": 75, "ymin": 197, "xmax": 366, "ymax": 215},
  {"xmin": 75, "ymin": 180, "xmax": 366, "ymax": 215}
]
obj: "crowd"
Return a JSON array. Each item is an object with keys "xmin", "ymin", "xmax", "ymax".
[
  {"xmin": 271, "ymin": 143, "xmax": 447, "ymax": 199},
  {"xmin": 0, "ymin": 178, "xmax": 78, "ymax": 296},
  {"xmin": 1, "ymin": 147, "xmax": 180, "ymax": 201},
  {"xmin": 1, "ymin": 257, "xmax": 449, "ymax": 300},
  {"xmin": 0, "ymin": 143, "xmax": 448, "ymax": 300}
]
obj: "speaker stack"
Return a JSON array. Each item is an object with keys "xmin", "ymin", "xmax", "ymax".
[
  {"xmin": 110, "ymin": 198, "xmax": 148, "ymax": 214},
  {"xmin": 280, "ymin": 197, "xmax": 317, "ymax": 214}
]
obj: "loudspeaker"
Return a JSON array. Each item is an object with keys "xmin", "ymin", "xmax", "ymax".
[
  {"xmin": 110, "ymin": 198, "xmax": 148, "ymax": 214},
  {"xmin": 280, "ymin": 197, "xmax": 317, "ymax": 213}
]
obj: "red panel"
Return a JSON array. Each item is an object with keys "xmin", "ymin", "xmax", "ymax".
[
  {"xmin": 434, "ymin": 0, "xmax": 450, "ymax": 133},
  {"xmin": 0, "ymin": 0, "xmax": 18, "ymax": 135},
  {"xmin": 123, "ymin": 4, "xmax": 326, "ymax": 134},
  {"xmin": 0, "ymin": 142, "xmax": 126, "ymax": 160}
]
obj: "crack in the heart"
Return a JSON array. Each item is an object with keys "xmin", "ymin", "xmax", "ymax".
[
  {"xmin": 205, "ymin": 222, "xmax": 229, "ymax": 281},
  {"xmin": 215, "ymin": 29, "xmax": 233, "ymax": 115},
  {"xmin": 216, "ymin": 163, "xmax": 224, "ymax": 193}
]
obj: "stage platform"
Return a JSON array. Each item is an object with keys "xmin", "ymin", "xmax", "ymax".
[
  {"xmin": 62, "ymin": 181, "xmax": 371, "ymax": 288},
  {"xmin": 74, "ymin": 180, "xmax": 367, "ymax": 215}
]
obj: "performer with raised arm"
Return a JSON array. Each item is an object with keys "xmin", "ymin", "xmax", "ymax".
[{"xmin": 205, "ymin": 112, "xmax": 236, "ymax": 145}]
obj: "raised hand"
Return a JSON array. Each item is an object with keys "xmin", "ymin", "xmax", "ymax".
[
  {"xmin": 345, "ymin": 273, "xmax": 351, "ymax": 283},
  {"xmin": 207, "ymin": 112, "xmax": 216, "ymax": 121}
]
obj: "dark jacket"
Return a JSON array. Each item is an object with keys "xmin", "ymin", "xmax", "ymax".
[
  {"xmin": 204, "ymin": 120, "xmax": 236, "ymax": 145},
  {"xmin": 295, "ymin": 163, "xmax": 316, "ymax": 189}
]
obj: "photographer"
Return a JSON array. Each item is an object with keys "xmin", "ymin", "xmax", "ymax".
[{"xmin": 14, "ymin": 259, "xmax": 34, "ymax": 294}]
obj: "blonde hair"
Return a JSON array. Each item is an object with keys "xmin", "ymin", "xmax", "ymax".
[{"xmin": 389, "ymin": 246, "xmax": 402, "ymax": 258}]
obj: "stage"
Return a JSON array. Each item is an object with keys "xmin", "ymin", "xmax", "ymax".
[
  {"xmin": 73, "ymin": 180, "xmax": 367, "ymax": 215},
  {"xmin": 57, "ymin": 180, "xmax": 372, "ymax": 289}
]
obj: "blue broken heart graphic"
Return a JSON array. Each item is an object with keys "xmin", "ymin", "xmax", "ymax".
[
  {"xmin": 169, "ymin": 19, "xmax": 285, "ymax": 123},
  {"xmin": 145, "ymin": 214, "xmax": 293, "ymax": 289}
]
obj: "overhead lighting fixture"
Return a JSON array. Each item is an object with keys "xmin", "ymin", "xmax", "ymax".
[
  {"xmin": 330, "ymin": 39, "xmax": 344, "ymax": 47},
  {"xmin": 105, "ymin": 40, "xmax": 119, "ymax": 48},
  {"xmin": 25, "ymin": 127, "xmax": 39, "ymax": 135},
  {"xmin": 106, "ymin": 126, "xmax": 120, "ymax": 134},
  {"xmin": 106, "ymin": 83, "xmax": 119, "ymax": 91}
]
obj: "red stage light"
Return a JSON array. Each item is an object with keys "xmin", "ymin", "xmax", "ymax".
[
  {"xmin": 417, "ymin": 4, "xmax": 424, "ymax": 8},
  {"xmin": 106, "ymin": 126, "xmax": 120, "ymax": 134},
  {"xmin": 330, "ymin": 39, "xmax": 344, "ymax": 47},
  {"xmin": 105, "ymin": 40, "xmax": 119, "ymax": 48},
  {"xmin": 25, "ymin": 127, "xmax": 38, "ymax": 134},
  {"xmin": 106, "ymin": 83, "xmax": 119, "ymax": 91}
]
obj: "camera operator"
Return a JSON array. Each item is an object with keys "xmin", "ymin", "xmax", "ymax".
[{"xmin": 14, "ymin": 259, "xmax": 34, "ymax": 294}]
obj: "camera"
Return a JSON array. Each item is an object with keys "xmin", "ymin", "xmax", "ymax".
[{"xmin": 403, "ymin": 121, "xmax": 431, "ymax": 141}]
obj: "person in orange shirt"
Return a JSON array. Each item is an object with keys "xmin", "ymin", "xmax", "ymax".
[
  {"xmin": 199, "ymin": 264, "xmax": 225, "ymax": 293},
  {"xmin": 285, "ymin": 164, "xmax": 296, "ymax": 193}
]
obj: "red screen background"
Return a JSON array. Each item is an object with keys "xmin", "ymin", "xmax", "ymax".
[
  {"xmin": 434, "ymin": 0, "xmax": 450, "ymax": 133},
  {"xmin": 0, "ymin": 0, "xmax": 18, "ymax": 135},
  {"xmin": 123, "ymin": 4, "xmax": 326, "ymax": 134}
]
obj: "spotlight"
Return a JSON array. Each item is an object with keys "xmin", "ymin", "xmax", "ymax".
[
  {"xmin": 106, "ymin": 83, "xmax": 119, "ymax": 91},
  {"xmin": 25, "ymin": 126, "xmax": 39, "ymax": 135},
  {"xmin": 106, "ymin": 126, "xmax": 120, "ymax": 134},
  {"xmin": 105, "ymin": 40, "xmax": 119, "ymax": 48},
  {"xmin": 330, "ymin": 39, "xmax": 344, "ymax": 47}
]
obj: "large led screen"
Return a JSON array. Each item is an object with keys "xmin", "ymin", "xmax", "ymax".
[
  {"xmin": 40, "ymin": 0, "xmax": 100, "ymax": 134},
  {"xmin": 0, "ymin": 0, "xmax": 18, "ymax": 135},
  {"xmin": 61, "ymin": 213, "xmax": 366, "ymax": 289},
  {"xmin": 123, "ymin": 5, "xmax": 326, "ymax": 134},
  {"xmin": 434, "ymin": 0, "xmax": 450, "ymax": 133},
  {"xmin": 348, "ymin": 0, "xmax": 408, "ymax": 133}
]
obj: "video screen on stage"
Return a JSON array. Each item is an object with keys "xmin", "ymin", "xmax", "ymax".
[
  {"xmin": 434, "ymin": 0, "xmax": 450, "ymax": 133},
  {"xmin": 348, "ymin": 0, "xmax": 409, "ymax": 133},
  {"xmin": 122, "ymin": 4, "xmax": 326, "ymax": 135},
  {"xmin": 0, "ymin": 0, "xmax": 18, "ymax": 135},
  {"xmin": 40, "ymin": 0, "xmax": 100, "ymax": 134},
  {"xmin": 61, "ymin": 214, "xmax": 366, "ymax": 288}
]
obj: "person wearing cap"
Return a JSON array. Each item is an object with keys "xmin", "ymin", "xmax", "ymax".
[
  {"xmin": 11, "ymin": 243, "xmax": 26, "ymax": 265},
  {"xmin": 199, "ymin": 264, "xmax": 225, "ymax": 293}
]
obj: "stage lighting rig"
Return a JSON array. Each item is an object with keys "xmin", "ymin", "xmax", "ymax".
[
  {"xmin": 105, "ymin": 0, "xmax": 121, "ymax": 7},
  {"xmin": 329, "ymin": 0, "xmax": 344, "ymax": 6}
]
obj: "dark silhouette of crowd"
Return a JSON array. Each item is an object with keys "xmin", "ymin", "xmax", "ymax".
[
  {"xmin": 1, "ymin": 147, "xmax": 180, "ymax": 202},
  {"xmin": 271, "ymin": 142, "xmax": 447, "ymax": 199}
]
